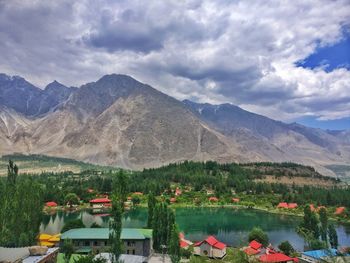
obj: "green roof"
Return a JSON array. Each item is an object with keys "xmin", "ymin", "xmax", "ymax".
[{"xmin": 61, "ymin": 228, "xmax": 152, "ymax": 240}]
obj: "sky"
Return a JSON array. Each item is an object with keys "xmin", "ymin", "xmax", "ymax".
[{"xmin": 0, "ymin": 0, "xmax": 350, "ymax": 130}]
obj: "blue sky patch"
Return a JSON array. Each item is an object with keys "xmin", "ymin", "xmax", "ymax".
[
  {"xmin": 296, "ymin": 35, "xmax": 350, "ymax": 72},
  {"xmin": 296, "ymin": 116, "xmax": 350, "ymax": 130}
]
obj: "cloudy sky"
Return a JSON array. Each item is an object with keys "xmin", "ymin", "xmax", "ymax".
[{"xmin": 1, "ymin": 0, "xmax": 350, "ymax": 129}]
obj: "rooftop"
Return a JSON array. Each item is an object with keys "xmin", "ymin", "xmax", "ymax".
[
  {"xmin": 302, "ymin": 249, "xmax": 338, "ymax": 259},
  {"xmin": 61, "ymin": 228, "xmax": 152, "ymax": 240}
]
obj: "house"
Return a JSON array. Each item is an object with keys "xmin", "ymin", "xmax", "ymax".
[
  {"xmin": 277, "ymin": 203, "xmax": 289, "ymax": 209},
  {"xmin": 335, "ymin": 207, "xmax": 345, "ymax": 215},
  {"xmin": 45, "ymin": 201, "xmax": 57, "ymax": 207},
  {"xmin": 170, "ymin": 197, "xmax": 176, "ymax": 203},
  {"xmin": 244, "ymin": 240, "xmax": 262, "ymax": 255},
  {"xmin": 300, "ymin": 249, "xmax": 338, "ymax": 263},
  {"xmin": 89, "ymin": 198, "xmax": 111, "ymax": 209},
  {"xmin": 288, "ymin": 203, "xmax": 298, "ymax": 209},
  {"xmin": 179, "ymin": 233, "xmax": 192, "ymax": 249},
  {"xmin": 209, "ymin": 197, "xmax": 219, "ymax": 202},
  {"xmin": 60, "ymin": 228, "xmax": 153, "ymax": 256},
  {"xmin": 175, "ymin": 187, "xmax": 182, "ymax": 196},
  {"xmin": 133, "ymin": 192, "xmax": 143, "ymax": 196},
  {"xmin": 232, "ymin": 198, "xmax": 240, "ymax": 203},
  {"xmin": 0, "ymin": 247, "xmax": 59, "ymax": 263},
  {"xmin": 260, "ymin": 253, "xmax": 297, "ymax": 263},
  {"xmin": 193, "ymin": 236, "xmax": 226, "ymax": 258}
]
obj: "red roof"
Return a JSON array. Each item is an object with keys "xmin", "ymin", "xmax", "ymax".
[
  {"xmin": 288, "ymin": 203, "xmax": 298, "ymax": 209},
  {"xmin": 45, "ymin": 201, "xmax": 57, "ymax": 207},
  {"xmin": 170, "ymin": 198, "xmax": 176, "ymax": 203},
  {"xmin": 180, "ymin": 240, "xmax": 190, "ymax": 248},
  {"xmin": 277, "ymin": 202, "xmax": 288, "ymax": 208},
  {"xmin": 310, "ymin": 204, "xmax": 316, "ymax": 211},
  {"xmin": 335, "ymin": 207, "xmax": 345, "ymax": 215},
  {"xmin": 175, "ymin": 188, "xmax": 182, "ymax": 195},
  {"xmin": 133, "ymin": 192, "xmax": 143, "ymax": 195},
  {"xmin": 209, "ymin": 197, "xmax": 219, "ymax": 202},
  {"xmin": 194, "ymin": 236, "xmax": 226, "ymax": 250},
  {"xmin": 89, "ymin": 198, "xmax": 111, "ymax": 203},
  {"xmin": 87, "ymin": 188, "xmax": 94, "ymax": 193},
  {"xmin": 232, "ymin": 198, "xmax": 240, "ymax": 202},
  {"xmin": 179, "ymin": 232, "xmax": 185, "ymax": 239},
  {"xmin": 244, "ymin": 247, "xmax": 260, "ymax": 255},
  {"xmin": 259, "ymin": 253, "xmax": 294, "ymax": 262},
  {"xmin": 250, "ymin": 240, "xmax": 262, "ymax": 250}
]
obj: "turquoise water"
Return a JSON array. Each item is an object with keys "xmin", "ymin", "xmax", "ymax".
[{"xmin": 40, "ymin": 207, "xmax": 350, "ymax": 250}]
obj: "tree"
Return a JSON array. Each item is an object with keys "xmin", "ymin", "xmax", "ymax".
[
  {"xmin": 300, "ymin": 205, "xmax": 320, "ymax": 239},
  {"xmin": 319, "ymin": 208, "xmax": 328, "ymax": 242},
  {"xmin": 169, "ymin": 224, "xmax": 180, "ymax": 263},
  {"xmin": 74, "ymin": 255, "xmax": 107, "ymax": 263},
  {"xmin": 61, "ymin": 239, "xmax": 74, "ymax": 263},
  {"xmin": 248, "ymin": 227, "xmax": 269, "ymax": 247},
  {"xmin": 109, "ymin": 194, "xmax": 123, "ymax": 263},
  {"xmin": 147, "ymin": 193, "xmax": 157, "ymax": 228},
  {"xmin": 278, "ymin": 241, "xmax": 294, "ymax": 256},
  {"xmin": 64, "ymin": 193, "xmax": 79, "ymax": 208},
  {"xmin": 0, "ymin": 161, "xmax": 43, "ymax": 247},
  {"xmin": 328, "ymin": 224, "xmax": 338, "ymax": 248},
  {"xmin": 62, "ymin": 219, "xmax": 85, "ymax": 233}
]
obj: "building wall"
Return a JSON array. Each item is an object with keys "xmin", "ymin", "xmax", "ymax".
[
  {"xmin": 194, "ymin": 243, "xmax": 212, "ymax": 257},
  {"xmin": 212, "ymin": 248, "xmax": 226, "ymax": 258},
  {"xmin": 61, "ymin": 238, "xmax": 152, "ymax": 256}
]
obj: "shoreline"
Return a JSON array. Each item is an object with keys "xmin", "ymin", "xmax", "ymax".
[{"xmin": 44, "ymin": 202, "xmax": 350, "ymax": 225}]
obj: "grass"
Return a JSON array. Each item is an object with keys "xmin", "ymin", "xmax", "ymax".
[{"xmin": 57, "ymin": 253, "xmax": 83, "ymax": 263}]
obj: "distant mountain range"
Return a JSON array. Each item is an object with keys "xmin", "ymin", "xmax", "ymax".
[{"xmin": 0, "ymin": 73, "xmax": 349, "ymax": 176}]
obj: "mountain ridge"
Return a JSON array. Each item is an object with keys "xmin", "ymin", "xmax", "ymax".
[{"xmin": 0, "ymin": 73, "xmax": 349, "ymax": 176}]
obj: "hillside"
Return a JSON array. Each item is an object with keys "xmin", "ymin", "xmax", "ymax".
[
  {"xmin": 0, "ymin": 154, "xmax": 111, "ymax": 176},
  {"xmin": 0, "ymin": 73, "xmax": 349, "ymax": 176}
]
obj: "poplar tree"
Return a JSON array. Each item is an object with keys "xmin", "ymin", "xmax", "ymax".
[
  {"xmin": 109, "ymin": 195, "xmax": 123, "ymax": 263},
  {"xmin": 328, "ymin": 224, "xmax": 338, "ymax": 248},
  {"xmin": 319, "ymin": 208, "xmax": 328, "ymax": 242},
  {"xmin": 169, "ymin": 224, "xmax": 180, "ymax": 263},
  {"xmin": 147, "ymin": 193, "xmax": 157, "ymax": 228}
]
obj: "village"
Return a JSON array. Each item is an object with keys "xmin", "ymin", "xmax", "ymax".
[{"xmin": 1, "ymin": 186, "xmax": 349, "ymax": 263}]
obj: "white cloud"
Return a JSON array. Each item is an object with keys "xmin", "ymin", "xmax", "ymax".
[{"xmin": 0, "ymin": 0, "xmax": 349, "ymax": 121}]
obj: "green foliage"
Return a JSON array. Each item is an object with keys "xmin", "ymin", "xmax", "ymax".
[
  {"xmin": 328, "ymin": 224, "xmax": 338, "ymax": 248},
  {"xmin": 65, "ymin": 193, "xmax": 79, "ymax": 207},
  {"xmin": 169, "ymin": 224, "xmax": 181, "ymax": 263},
  {"xmin": 248, "ymin": 227, "xmax": 269, "ymax": 247},
  {"xmin": 319, "ymin": 208, "xmax": 328, "ymax": 242},
  {"xmin": 278, "ymin": 241, "xmax": 294, "ymax": 256},
  {"xmin": 109, "ymin": 194, "xmax": 123, "ymax": 263},
  {"xmin": 73, "ymin": 255, "xmax": 107, "ymax": 263},
  {"xmin": 0, "ymin": 160, "xmax": 43, "ymax": 247},
  {"xmin": 152, "ymin": 202, "xmax": 175, "ymax": 252},
  {"xmin": 62, "ymin": 219, "xmax": 85, "ymax": 233},
  {"xmin": 61, "ymin": 239, "xmax": 75, "ymax": 263},
  {"xmin": 147, "ymin": 193, "xmax": 157, "ymax": 228},
  {"xmin": 300, "ymin": 206, "xmax": 320, "ymax": 239}
]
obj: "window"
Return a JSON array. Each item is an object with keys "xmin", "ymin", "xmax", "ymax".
[
  {"xmin": 104, "ymin": 241, "xmax": 108, "ymax": 246},
  {"xmin": 132, "ymin": 250, "xmax": 135, "ymax": 255},
  {"xmin": 94, "ymin": 241, "xmax": 98, "ymax": 246},
  {"xmin": 127, "ymin": 250, "xmax": 130, "ymax": 254},
  {"xmin": 127, "ymin": 241, "xmax": 135, "ymax": 247},
  {"xmin": 85, "ymin": 241, "xmax": 90, "ymax": 246}
]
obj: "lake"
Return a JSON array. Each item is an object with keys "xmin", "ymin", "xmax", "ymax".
[{"xmin": 40, "ymin": 207, "xmax": 350, "ymax": 250}]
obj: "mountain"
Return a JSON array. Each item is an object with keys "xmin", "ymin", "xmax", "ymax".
[
  {"xmin": 0, "ymin": 73, "xmax": 349, "ymax": 175},
  {"xmin": 183, "ymin": 100, "xmax": 350, "ymax": 177},
  {"xmin": 0, "ymin": 74, "xmax": 74, "ymax": 117}
]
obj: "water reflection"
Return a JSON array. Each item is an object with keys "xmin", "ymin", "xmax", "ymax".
[{"xmin": 40, "ymin": 207, "xmax": 350, "ymax": 250}]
